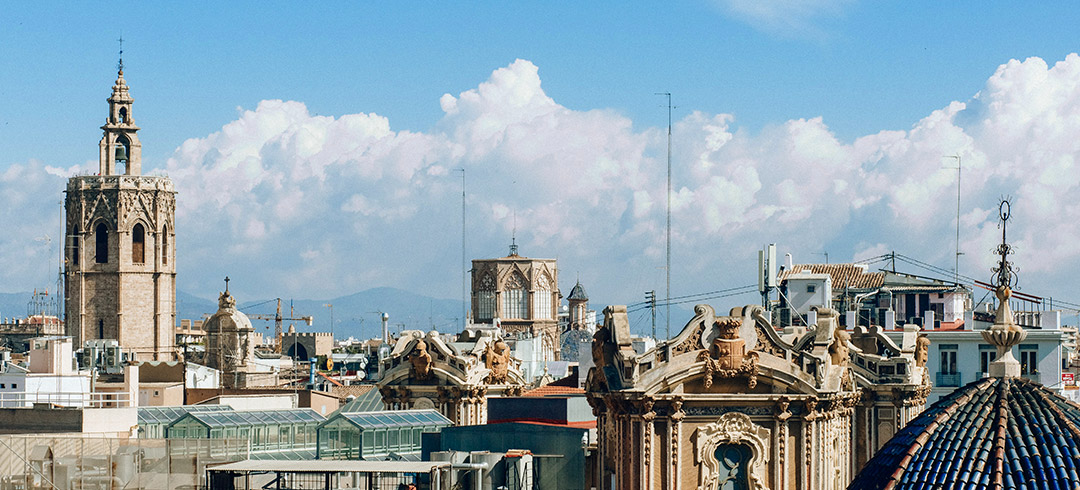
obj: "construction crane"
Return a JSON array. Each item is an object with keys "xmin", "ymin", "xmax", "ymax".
[{"xmin": 249, "ymin": 298, "xmax": 313, "ymax": 353}]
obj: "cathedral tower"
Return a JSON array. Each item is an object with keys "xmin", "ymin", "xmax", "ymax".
[
  {"xmin": 471, "ymin": 246, "xmax": 561, "ymax": 361},
  {"xmin": 64, "ymin": 65, "xmax": 177, "ymax": 360}
]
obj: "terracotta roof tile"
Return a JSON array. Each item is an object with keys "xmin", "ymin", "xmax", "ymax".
[
  {"xmin": 780, "ymin": 263, "xmax": 884, "ymax": 289},
  {"xmin": 521, "ymin": 385, "xmax": 585, "ymax": 397}
]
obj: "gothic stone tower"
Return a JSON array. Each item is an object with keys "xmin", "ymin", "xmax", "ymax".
[
  {"xmin": 64, "ymin": 67, "xmax": 177, "ymax": 361},
  {"xmin": 471, "ymin": 246, "xmax": 560, "ymax": 361}
]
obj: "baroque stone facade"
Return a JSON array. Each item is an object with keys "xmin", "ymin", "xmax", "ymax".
[
  {"xmin": 201, "ymin": 286, "xmax": 257, "ymax": 388},
  {"xmin": 377, "ymin": 329, "xmax": 527, "ymax": 425},
  {"xmin": 471, "ymin": 248, "xmax": 560, "ymax": 361},
  {"xmin": 585, "ymin": 303, "xmax": 931, "ymax": 490},
  {"xmin": 64, "ymin": 67, "xmax": 176, "ymax": 361}
]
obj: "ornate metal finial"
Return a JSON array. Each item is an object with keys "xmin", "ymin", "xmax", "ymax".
[
  {"xmin": 990, "ymin": 198, "xmax": 1018, "ymax": 290},
  {"xmin": 117, "ymin": 35, "xmax": 124, "ymax": 74},
  {"xmin": 982, "ymin": 197, "xmax": 1025, "ymax": 378}
]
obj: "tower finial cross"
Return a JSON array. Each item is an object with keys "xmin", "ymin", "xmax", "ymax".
[
  {"xmin": 224, "ymin": 276, "xmax": 230, "ymax": 294},
  {"xmin": 117, "ymin": 35, "xmax": 124, "ymax": 73}
]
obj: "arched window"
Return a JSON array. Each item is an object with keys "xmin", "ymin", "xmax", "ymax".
[
  {"xmin": 115, "ymin": 135, "xmax": 130, "ymax": 169},
  {"xmin": 95, "ymin": 223, "xmax": 109, "ymax": 264},
  {"xmin": 714, "ymin": 444, "xmax": 751, "ymax": 490},
  {"xmin": 132, "ymin": 223, "xmax": 145, "ymax": 263},
  {"xmin": 161, "ymin": 225, "xmax": 169, "ymax": 265},
  {"xmin": 533, "ymin": 274, "xmax": 552, "ymax": 320},
  {"xmin": 98, "ymin": 319, "xmax": 105, "ymax": 339},
  {"xmin": 118, "ymin": 107, "xmax": 127, "ymax": 124},
  {"xmin": 476, "ymin": 275, "xmax": 495, "ymax": 322},
  {"xmin": 502, "ymin": 273, "xmax": 528, "ymax": 319}
]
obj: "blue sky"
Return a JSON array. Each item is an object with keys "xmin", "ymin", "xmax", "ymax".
[{"xmin": 4, "ymin": 2, "xmax": 1080, "ymax": 321}]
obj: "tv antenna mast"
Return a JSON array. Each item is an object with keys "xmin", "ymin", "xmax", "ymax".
[
  {"xmin": 457, "ymin": 168, "xmax": 466, "ymax": 330},
  {"xmin": 945, "ymin": 155, "xmax": 962, "ymax": 284},
  {"xmin": 656, "ymin": 92, "xmax": 674, "ymax": 338}
]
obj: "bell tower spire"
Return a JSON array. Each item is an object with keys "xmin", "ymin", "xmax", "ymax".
[{"xmin": 99, "ymin": 37, "xmax": 142, "ymax": 176}]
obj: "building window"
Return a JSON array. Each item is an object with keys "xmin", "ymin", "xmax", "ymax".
[
  {"xmin": 807, "ymin": 284, "xmax": 816, "ymax": 293},
  {"xmin": 503, "ymin": 274, "xmax": 528, "ymax": 319},
  {"xmin": 477, "ymin": 275, "xmax": 495, "ymax": 322},
  {"xmin": 115, "ymin": 135, "xmax": 130, "ymax": 169},
  {"xmin": 534, "ymin": 275, "xmax": 552, "ymax": 320},
  {"xmin": 162, "ymin": 225, "xmax": 168, "ymax": 265},
  {"xmin": 1020, "ymin": 344, "xmax": 1038, "ymax": 375},
  {"xmin": 71, "ymin": 229, "xmax": 80, "ymax": 266},
  {"xmin": 979, "ymin": 344, "xmax": 996, "ymax": 376},
  {"xmin": 95, "ymin": 223, "xmax": 109, "ymax": 263},
  {"xmin": 713, "ymin": 444, "xmax": 751, "ymax": 489},
  {"xmin": 939, "ymin": 344, "xmax": 958, "ymax": 374},
  {"xmin": 132, "ymin": 223, "xmax": 145, "ymax": 264},
  {"xmin": 938, "ymin": 344, "xmax": 960, "ymax": 387}
]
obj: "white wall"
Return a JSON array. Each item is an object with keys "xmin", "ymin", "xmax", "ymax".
[
  {"xmin": 786, "ymin": 274, "xmax": 832, "ymax": 315},
  {"xmin": 896, "ymin": 329, "xmax": 1067, "ymax": 405}
]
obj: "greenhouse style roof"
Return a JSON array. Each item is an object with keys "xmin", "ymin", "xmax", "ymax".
[
  {"xmin": 173, "ymin": 408, "xmax": 326, "ymax": 429},
  {"xmin": 335, "ymin": 388, "xmax": 384, "ymax": 414},
  {"xmin": 331, "ymin": 409, "xmax": 451, "ymax": 429},
  {"xmin": 138, "ymin": 404, "xmax": 232, "ymax": 425}
]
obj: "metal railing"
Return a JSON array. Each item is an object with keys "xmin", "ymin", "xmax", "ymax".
[
  {"xmin": 936, "ymin": 372, "xmax": 962, "ymax": 387},
  {"xmin": 0, "ymin": 391, "xmax": 131, "ymax": 408}
]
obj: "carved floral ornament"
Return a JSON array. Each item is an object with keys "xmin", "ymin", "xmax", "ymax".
[
  {"xmin": 694, "ymin": 412, "xmax": 771, "ymax": 490},
  {"xmin": 697, "ymin": 318, "xmax": 759, "ymax": 389}
]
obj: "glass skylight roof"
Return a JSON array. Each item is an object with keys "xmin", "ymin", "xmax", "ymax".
[
  {"xmin": 172, "ymin": 408, "xmax": 326, "ymax": 428},
  {"xmin": 334, "ymin": 409, "xmax": 451, "ymax": 429},
  {"xmin": 138, "ymin": 404, "xmax": 232, "ymax": 425}
]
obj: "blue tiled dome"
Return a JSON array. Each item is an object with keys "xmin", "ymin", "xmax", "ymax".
[
  {"xmin": 568, "ymin": 281, "xmax": 588, "ymax": 301},
  {"xmin": 849, "ymin": 376, "xmax": 1080, "ymax": 490}
]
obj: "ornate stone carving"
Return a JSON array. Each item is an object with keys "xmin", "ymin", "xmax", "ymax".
[
  {"xmin": 697, "ymin": 318, "xmax": 759, "ymax": 389},
  {"xmin": 693, "ymin": 412, "xmax": 772, "ymax": 490},
  {"xmin": 829, "ymin": 328, "xmax": 851, "ymax": 367},
  {"xmin": 754, "ymin": 321, "xmax": 787, "ymax": 357},
  {"xmin": 484, "ymin": 339, "xmax": 512, "ymax": 384},
  {"xmin": 915, "ymin": 334, "xmax": 930, "ymax": 368},
  {"xmin": 410, "ymin": 340, "xmax": 434, "ymax": 381}
]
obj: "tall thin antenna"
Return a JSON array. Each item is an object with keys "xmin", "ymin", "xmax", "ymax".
[
  {"xmin": 945, "ymin": 155, "xmax": 962, "ymax": 284},
  {"xmin": 656, "ymin": 92, "xmax": 673, "ymax": 338},
  {"xmin": 457, "ymin": 168, "xmax": 466, "ymax": 330}
]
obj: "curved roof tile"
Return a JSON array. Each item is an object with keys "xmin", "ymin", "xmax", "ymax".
[{"xmin": 849, "ymin": 377, "xmax": 1080, "ymax": 490}]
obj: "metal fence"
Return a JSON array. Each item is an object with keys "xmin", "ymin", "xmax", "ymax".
[
  {"xmin": 0, "ymin": 392, "xmax": 131, "ymax": 409},
  {"xmin": 0, "ymin": 435, "xmax": 248, "ymax": 489}
]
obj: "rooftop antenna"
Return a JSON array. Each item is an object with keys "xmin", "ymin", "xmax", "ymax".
[
  {"xmin": 945, "ymin": 155, "xmax": 962, "ymax": 285},
  {"xmin": 457, "ymin": 168, "xmax": 466, "ymax": 331},
  {"xmin": 656, "ymin": 92, "xmax": 674, "ymax": 339}
]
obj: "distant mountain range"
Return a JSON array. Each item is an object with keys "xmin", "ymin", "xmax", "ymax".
[{"xmin": 1, "ymin": 287, "xmax": 692, "ymax": 340}]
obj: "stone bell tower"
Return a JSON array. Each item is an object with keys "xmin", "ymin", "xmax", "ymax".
[{"xmin": 64, "ymin": 62, "xmax": 177, "ymax": 361}]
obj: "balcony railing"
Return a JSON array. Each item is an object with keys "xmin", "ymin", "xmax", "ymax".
[
  {"xmin": 0, "ymin": 391, "xmax": 131, "ymax": 408},
  {"xmin": 937, "ymin": 372, "xmax": 962, "ymax": 387}
]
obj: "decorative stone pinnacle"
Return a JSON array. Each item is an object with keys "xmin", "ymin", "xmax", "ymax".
[{"xmin": 982, "ymin": 199, "xmax": 1025, "ymax": 378}]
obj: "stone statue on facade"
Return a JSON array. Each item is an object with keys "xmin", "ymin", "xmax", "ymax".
[
  {"xmin": 915, "ymin": 334, "xmax": 931, "ymax": 368},
  {"xmin": 829, "ymin": 328, "xmax": 851, "ymax": 367},
  {"xmin": 410, "ymin": 340, "xmax": 434, "ymax": 381},
  {"xmin": 485, "ymin": 339, "xmax": 512, "ymax": 384}
]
